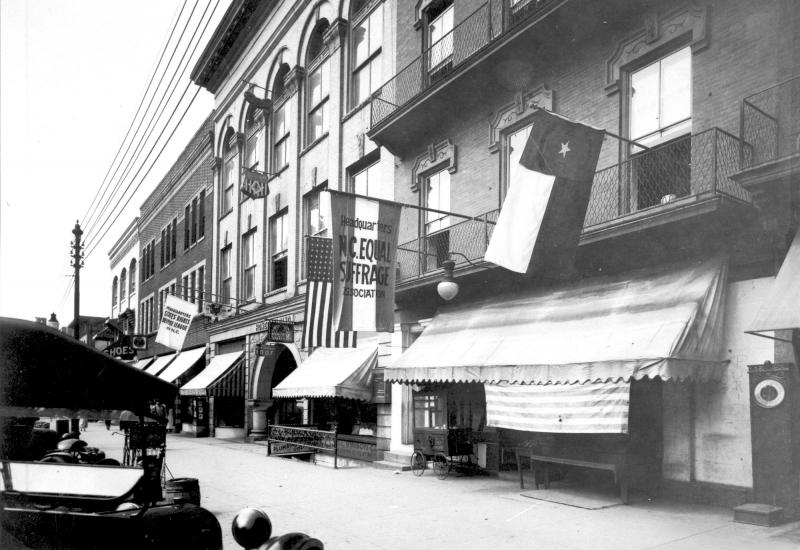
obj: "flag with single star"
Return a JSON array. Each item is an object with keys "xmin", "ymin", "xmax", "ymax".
[{"xmin": 485, "ymin": 109, "xmax": 605, "ymax": 274}]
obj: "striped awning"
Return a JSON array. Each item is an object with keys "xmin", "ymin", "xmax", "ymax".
[
  {"xmin": 134, "ymin": 357, "xmax": 154, "ymax": 370},
  {"xmin": 747, "ymin": 226, "xmax": 800, "ymax": 341},
  {"xmin": 180, "ymin": 352, "xmax": 244, "ymax": 397},
  {"xmin": 485, "ymin": 381, "xmax": 630, "ymax": 434},
  {"xmin": 158, "ymin": 346, "xmax": 206, "ymax": 384},
  {"xmin": 144, "ymin": 353, "xmax": 176, "ymax": 376},
  {"xmin": 387, "ymin": 256, "xmax": 729, "ymax": 385},
  {"xmin": 273, "ymin": 346, "xmax": 378, "ymax": 401}
]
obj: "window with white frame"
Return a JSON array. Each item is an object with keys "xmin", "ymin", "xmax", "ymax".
[
  {"xmin": 351, "ymin": 3, "xmax": 383, "ymax": 108},
  {"xmin": 273, "ymin": 102, "xmax": 290, "ymax": 172},
  {"xmin": 424, "ymin": 169, "xmax": 451, "ymax": 234},
  {"xmin": 184, "ymin": 190, "xmax": 206, "ymax": 250},
  {"xmin": 241, "ymin": 230, "xmax": 257, "ymax": 301},
  {"xmin": 245, "ymin": 109, "xmax": 264, "ymax": 170},
  {"xmin": 119, "ymin": 269, "xmax": 127, "ymax": 307},
  {"xmin": 181, "ymin": 261, "xmax": 206, "ymax": 312},
  {"xmin": 427, "ymin": 1, "xmax": 454, "ymax": 75},
  {"xmin": 129, "ymin": 258, "xmax": 136, "ymax": 296},
  {"xmin": 307, "ymin": 59, "xmax": 330, "ymax": 144},
  {"xmin": 220, "ymin": 245, "xmax": 232, "ymax": 305},
  {"xmin": 305, "ymin": 188, "xmax": 329, "ymax": 238},
  {"xmin": 503, "ymin": 123, "xmax": 533, "ymax": 194},
  {"xmin": 351, "ymin": 160, "xmax": 381, "ymax": 197},
  {"xmin": 222, "ymin": 154, "xmax": 236, "ymax": 215},
  {"xmin": 140, "ymin": 294, "xmax": 155, "ymax": 334},
  {"xmin": 270, "ymin": 211, "xmax": 288, "ymax": 290},
  {"xmin": 629, "ymin": 46, "xmax": 692, "ymax": 149}
]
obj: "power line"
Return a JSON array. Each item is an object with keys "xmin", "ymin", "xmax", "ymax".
[
  {"xmin": 83, "ymin": 85, "xmax": 203, "ymax": 261},
  {"xmin": 81, "ymin": 0, "xmax": 189, "ymax": 231},
  {"xmin": 83, "ymin": 0, "xmax": 220, "ymax": 254},
  {"xmin": 82, "ymin": 0, "xmax": 203, "ymax": 239}
]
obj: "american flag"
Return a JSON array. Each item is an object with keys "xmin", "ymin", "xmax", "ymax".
[{"xmin": 302, "ymin": 236, "xmax": 357, "ymax": 348}]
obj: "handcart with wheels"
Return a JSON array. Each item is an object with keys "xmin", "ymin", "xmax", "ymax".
[{"xmin": 410, "ymin": 427, "xmax": 479, "ymax": 479}]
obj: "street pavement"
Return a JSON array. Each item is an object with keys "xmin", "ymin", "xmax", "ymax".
[{"xmin": 83, "ymin": 422, "xmax": 800, "ymax": 550}]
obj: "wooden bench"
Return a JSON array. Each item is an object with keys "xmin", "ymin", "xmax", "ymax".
[{"xmin": 515, "ymin": 447, "xmax": 629, "ymax": 504}]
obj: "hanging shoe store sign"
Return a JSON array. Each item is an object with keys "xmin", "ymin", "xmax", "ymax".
[
  {"xmin": 241, "ymin": 168, "xmax": 270, "ymax": 199},
  {"xmin": 103, "ymin": 335, "xmax": 136, "ymax": 361},
  {"xmin": 255, "ymin": 318, "xmax": 295, "ymax": 344}
]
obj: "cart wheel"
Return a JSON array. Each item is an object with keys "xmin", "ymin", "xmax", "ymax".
[
  {"xmin": 433, "ymin": 454, "xmax": 449, "ymax": 480},
  {"xmin": 411, "ymin": 451, "xmax": 426, "ymax": 476}
]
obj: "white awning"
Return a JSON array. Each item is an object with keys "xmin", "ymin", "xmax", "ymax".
[
  {"xmin": 180, "ymin": 351, "xmax": 244, "ymax": 396},
  {"xmin": 144, "ymin": 353, "xmax": 176, "ymax": 376},
  {"xmin": 387, "ymin": 257, "xmax": 729, "ymax": 385},
  {"xmin": 158, "ymin": 346, "xmax": 206, "ymax": 383},
  {"xmin": 273, "ymin": 346, "xmax": 378, "ymax": 401},
  {"xmin": 134, "ymin": 357, "xmax": 154, "ymax": 370},
  {"xmin": 747, "ymin": 227, "xmax": 800, "ymax": 341}
]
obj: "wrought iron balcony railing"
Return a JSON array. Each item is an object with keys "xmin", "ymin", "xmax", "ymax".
[
  {"xmin": 397, "ymin": 128, "xmax": 752, "ymax": 283},
  {"xmin": 740, "ymin": 75, "xmax": 800, "ymax": 167},
  {"xmin": 371, "ymin": 0, "xmax": 560, "ymax": 128},
  {"xmin": 585, "ymin": 128, "xmax": 752, "ymax": 228}
]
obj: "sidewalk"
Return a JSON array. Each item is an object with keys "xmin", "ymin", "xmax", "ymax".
[{"xmin": 83, "ymin": 423, "xmax": 800, "ymax": 549}]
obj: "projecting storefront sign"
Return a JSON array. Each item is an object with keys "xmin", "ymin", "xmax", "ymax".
[
  {"xmin": 254, "ymin": 317, "xmax": 295, "ymax": 343},
  {"xmin": 103, "ymin": 336, "xmax": 136, "ymax": 361},
  {"xmin": 241, "ymin": 167, "xmax": 270, "ymax": 199}
]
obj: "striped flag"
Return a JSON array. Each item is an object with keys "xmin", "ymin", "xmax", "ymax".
[
  {"xmin": 302, "ymin": 236, "xmax": 357, "ymax": 349},
  {"xmin": 485, "ymin": 109, "xmax": 605, "ymax": 275},
  {"xmin": 329, "ymin": 190, "xmax": 402, "ymax": 332},
  {"xmin": 485, "ymin": 381, "xmax": 630, "ymax": 434}
]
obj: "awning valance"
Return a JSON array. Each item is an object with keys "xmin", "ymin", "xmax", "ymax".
[
  {"xmin": 180, "ymin": 351, "xmax": 243, "ymax": 397},
  {"xmin": 158, "ymin": 346, "xmax": 206, "ymax": 383},
  {"xmin": 387, "ymin": 257, "xmax": 729, "ymax": 385},
  {"xmin": 273, "ymin": 346, "xmax": 378, "ymax": 401},
  {"xmin": 747, "ymin": 227, "xmax": 800, "ymax": 341},
  {"xmin": 144, "ymin": 353, "xmax": 176, "ymax": 376}
]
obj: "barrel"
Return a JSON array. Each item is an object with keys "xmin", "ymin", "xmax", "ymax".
[{"xmin": 165, "ymin": 477, "xmax": 201, "ymax": 506}]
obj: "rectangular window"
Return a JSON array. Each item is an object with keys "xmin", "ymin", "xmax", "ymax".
[
  {"xmin": 352, "ymin": 5, "xmax": 383, "ymax": 107},
  {"xmin": 504, "ymin": 123, "xmax": 533, "ymax": 193},
  {"xmin": 222, "ymin": 156, "xmax": 236, "ymax": 214},
  {"xmin": 308, "ymin": 61, "xmax": 329, "ymax": 144},
  {"xmin": 150, "ymin": 240, "xmax": 155, "ymax": 277},
  {"xmin": 424, "ymin": 169, "xmax": 451, "ymax": 234},
  {"xmin": 352, "ymin": 161, "xmax": 381, "ymax": 197},
  {"xmin": 184, "ymin": 204, "xmax": 191, "ymax": 249},
  {"xmin": 191, "ymin": 197, "xmax": 198, "ymax": 243},
  {"xmin": 241, "ymin": 230, "xmax": 257, "ymax": 301},
  {"xmin": 245, "ymin": 114, "xmax": 264, "ymax": 170},
  {"xmin": 305, "ymin": 189, "xmax": 329, "ymax": 238},
  {"xmin": 182, "ymin": 275, "xmax": 189, "ymax": 301},
  {"xmin": 197, "ymin": 266, "xmax": 204, "ymax": 311},
  {"xmin": 630, "ymin": 46, "xmax": 692, "ymax": 148},
  {"xmin": 413, "ymin": 392, "xmax": 445, "ymax": 428},
  {"xmin": 270, "ymin": 211, "xmax": 288, "ymax": 290},
  {"xmin": 198, "ymin": 191, "xmax": 205, "ymax": 239},
  {"xmin": 220, "ymin": 246, "xmax": 232, "ymax": 305},
  {"xmin": 160, "ymin": 230, "xmax": 166, "ymax": 268},
  {"xmin": 428, "ymin": 4, "xmax": 454, "ymax": 75},
  {"xmin": 171, "ymin": 218, "xmax": 177, "ymax": 261},
  {"xmin": 189, "ymin": 271, "xmax": 196, "ymax": 304},
  {"xmin": 273, "ymin": 103, "xmax": 290, "ymax": 171}
]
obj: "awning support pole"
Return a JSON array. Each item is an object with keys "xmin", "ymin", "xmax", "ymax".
[{"xmin": 689, "ymin": 382, "xmax": 696, "ymax": 482}]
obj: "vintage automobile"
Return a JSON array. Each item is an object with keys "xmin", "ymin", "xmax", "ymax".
[{"xmin": 1, "ymin": 317, "xmax": 324, "ymax": 550}]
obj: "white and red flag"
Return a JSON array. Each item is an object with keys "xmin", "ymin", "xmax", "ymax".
[
  {"xmin": 329, "ymin": 190, "xmax": 402, "ymax": 332},
  {"xmin": 485, "ymin": 109, "xmax": 605, "ymax": 274}
]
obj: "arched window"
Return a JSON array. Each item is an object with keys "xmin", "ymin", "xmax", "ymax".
[
  {"xmin": 129, "ymin": 258, "xmax": 137, "ymax": 295},
  {"xmin": 271, "ymin": 61, "xmax": 291, "ymax": 172},
  {"xmin": 350, "ymin": 1, "xmax": 383, "ymax": 108},
  {"xmin": 119, "ymin": 268, "xmax": 127, "ymax": 307},
  {"xmin": 112, "ymin": 276, "xmax": 118, "ymax": 308},
  {"xmin": 306, "ymin": 19, "xmax": 331, "ymax": 145},
  {"xmin": 221, "ymin": 128, "xmax": 237, "ymax": 215},
  {"xmin": 244, "ymin": 106, "xmax": 265, "ymax": 172}
]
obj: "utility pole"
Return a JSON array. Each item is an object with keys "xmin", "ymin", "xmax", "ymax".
[{"xmin": 71, "ymin": 221, "xmax": 84, "ymax": 340}]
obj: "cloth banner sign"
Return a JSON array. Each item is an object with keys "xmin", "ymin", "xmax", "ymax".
[
  {"xmin": 485, "ymin": 381, "xmax": 630, "ymax": 434},
  {"xmin": 302, "ymin": 236, "xmax": 357, "ymax": 348},
  {"xmin": 329, "ymin": 190, "xmax": 402, "ymax": 332},
  {"xmin": 155, "ymin": 295, "xmax": 196, "ymax": 350},
  {"xmin": 485, "ymin": 109, "xmax": 605, "ymax": 274}
]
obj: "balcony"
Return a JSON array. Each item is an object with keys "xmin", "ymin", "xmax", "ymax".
[
  {"xmin": 734, "ymin": 75, "xmax": 800, "ymax": 189},
  {"xmin": 396, "ymin": 128, "xmax": 753, "ymax": 286},
  {"xmin": 369, "ymin": 0, "xmax": 570, "ymax": 154}
]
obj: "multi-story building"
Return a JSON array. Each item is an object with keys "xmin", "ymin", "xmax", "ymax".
[
  {"xmin": 108, "ymin": 218, "xmax": 139, "ymax": 335},
  {"xmin": 369, "ymin": 0, "xmax": 800, "ymax": 514},
  {"xmin": 136, "ymin": 114, "xmax": 216, "ymax": 434},
  {"xmin": 190, "ymin": 0, "xmax": 396, "ymax": 446}
]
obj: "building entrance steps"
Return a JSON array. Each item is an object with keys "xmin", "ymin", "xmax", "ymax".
[{"xmin": 373, "ymin": 450, "xmax": 413, "ymax": 471}]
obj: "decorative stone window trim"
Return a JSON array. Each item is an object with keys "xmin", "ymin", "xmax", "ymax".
[
  {"xmin": 276, "ymin": 65, "xmax": 306, "ymax": 102},
  {"xmin": 212, "ymin": 156, "xmax": 223, "ymax": 174},
  {"xmin": 411, "ymin": 139, "xmax": 456, "ymax": 192},
  {"xmin": 413, "ymin": 0, "xmax": 436, "ymax": 30},
  {"xmin": 605, "ymin": 2, "xmax": 708, "ymax": 95},
  {"xmin": 323, "ymin": 17, "xmax": 348, "ymax": 52},
  {"xmin": 487, "ymin": 86, "xmax": 553, "ymax": 153}
]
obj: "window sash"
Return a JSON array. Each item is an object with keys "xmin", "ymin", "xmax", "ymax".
[
  {"xmin": 505, "ymin": 124, "xmax": 533, "ymax": 191},
  {"xmin": 424, "ymin": 170, "xmax": 451, "ymax": 233}
]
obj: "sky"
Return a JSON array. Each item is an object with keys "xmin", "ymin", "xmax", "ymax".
[{"xmin": 1, "ymin": 0, "xmax": 229, "ymax": 327}]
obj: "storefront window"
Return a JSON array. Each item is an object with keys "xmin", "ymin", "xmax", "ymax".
[{"xmin": 413, "ymin": 392, "xmax": 445, "ymax": 428}]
